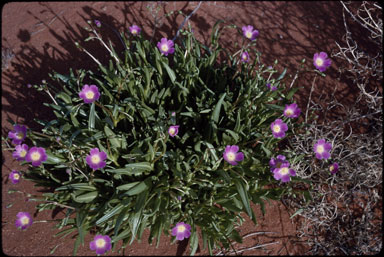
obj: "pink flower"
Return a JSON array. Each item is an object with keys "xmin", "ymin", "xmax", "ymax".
[
  {"xmin": 272, "ymin": 162, "xmax": 296, "ymax": 183},
  {"xmin": 86, "ymin": 148, "xmax": 107, "ymax": 170},
  {"xmin": 283, "ymin": 103, "xmax": 301, "ymax": 118},
  {"xmin": 157, "ymin": 38, "xmax": 175, "ymax": 56},
  {"xmin": 242, "ymin": 25, "xmax": 259, "ymax": 40},
  {"xmin": 8, "ymin": 125, "xmax": 27, "ymax": 145},
  {"xmin": 15, "ymin": 212, "xmax": 33, "ymax": 230},
  {"xmin": 25, "ymin": 146, "xmax": 47, "ymax": 166},
  {"xmin": 270, "ymin": 119, "xmax": 288, "ymax": 138},
  {"xmin": 329, "ymin": 162, "xmax": 339, "ymax": 174},
  {"xmin": 241, "ymin": 51, "xmax": 250, "ymax": 63},
  {"xmin": 79, "ymin": 84, "xmax": 100, "ymax": 103},
  {"xmin": 168, "ymin": 125, "xmax": 180, "ymax": 137},
  {"xmin": 313, "ymin": 52, "xmax": 332, "ymax": 72},
  {"xmin": 171, "ymin": 222, "xmax": 191, "ymax": 241},
  {"xmin": 313, "ymin": 139, "xmax": 332, "ymax": 160},
  {"xmin": 129, "ymin": 25, "xmax": 141, "ymax": 35},
  {"xmin": 9, "ymin": 170, "xmax": 22, "ymax": 184},
  {"xmin": 223, "ymin": 145, "xmax": 244, "ymax": 166},
  {"xmin": 13, "ymin": 144, "xmax": 29, "ymax": 161},
  {"xmin": 89, "ymin": 235, "xmax": 111, "ymax": 255}
]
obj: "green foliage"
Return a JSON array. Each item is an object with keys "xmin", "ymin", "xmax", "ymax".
[{"xmin": 17, "ymin": 20, "xmax": 310, "ymax": 255}]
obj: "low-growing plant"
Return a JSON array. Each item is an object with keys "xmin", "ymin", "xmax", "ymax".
[{"xmin": 3, "ymin": 18, "xmax": 314, "ymax": 255}]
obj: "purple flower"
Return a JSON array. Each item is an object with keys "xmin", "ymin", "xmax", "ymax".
[
  {"xmin": 8, "ymin": 124, "xmax": 27, "ymax": 145},
  {"xmin": 283, "ymin": 103, "xmax": 301, "ymax": 118},
  {"xmin": 15, "ymin": 212, "xmax": 33, "ymax": 230},
  {"xmin": 266, "ymin": 83, "xmax": 277, "ymax": 91},
  {"xmin": 223, "ymin": 145, "xmax": 244, "ymax": 166},
  {"xmin": 168, "ymin": 125, "xmax": 180, "ymax": 137},
  {"xmin": 329, "ymin": 162, "xmax": 339, "ymax": 174},
  {"xmin": 12, "ymin": 144, "xmax": 29, "ymax": 161},
  {"xmin": 157, "ymin": 38, "xmax": 175, "ymax": 56},
  {"xmin": 86, "ymin": 148, "xmax": 107, "ymax": 170},
  {"xmin": 25, "ymin": 147, "xmax": 47, "ymax": 166},
  {"xmin": 269, "ymin": 155, "xmax": 289, "ymax": 172},
  {"xmin": 270, "ymin": 119, "xmax": 288, "ymax": 138},
  {"xmin": 272, "ymin": 162, "xmax": 296, "ymax": 183},
  {"xmin": 171, "ymin": 222, "xmax": 191, "ymax": 241},
  {"xmin": 27, "ymin": 83, "xmax": 32, "ymax": 88},
  {"xmin": 79, "ymin": 84, "xmax": 100, "ymax": 104},
  {"xmin": 313, "ymin": 139, "xmax": 332, "ymax": 160},
  {"xmin": 94, "ymin": 20, "xmax": 101, "ymax": 27},
  {"xmin": 313, "ymin": 52, "xmax": 331, "ymax": 72},
  {"xmin": 89, "ymin": 235, "xmax": 111, "ymax": 255},
  {"xmin": 242, "ymin": 25, "xmax": 259, "ymax": 40},
  {"xmin": 241, "ymin": 51, "xmax": 250, "ymax": 63},
  {"xmin": 129, "ymin": 25, "xmax": 141, "ymax": 35},
  {"xmin": 9, "ymin": 170, "xmax": 22, "ymax": 184}
]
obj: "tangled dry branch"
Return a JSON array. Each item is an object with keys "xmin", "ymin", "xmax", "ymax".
[{"xmin": 286, "ymin": 2, "xmax": 382, "ymax": 254}]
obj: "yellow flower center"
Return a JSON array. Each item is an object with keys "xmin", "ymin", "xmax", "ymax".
[
  {"xmin": 13, "ymin": 174, "xmax": 20, "ymax": 180},
  {"xmin": 169, "ymin": 128, "xmax": 176, "ymax": 135},
  {"xmin": 86, "ymin": 91, "xmax": 95, "ymax": 99},
  {"xmin": 96, "ymin": 238, "xmax": 106, "ymax": 248},
  {"xmin": 329, "ymin": 166, "xmax": 334, "ymax": 171},
  {"xmin": 161, "ymin": 44, "xmax": 169, "ymax": 52},
  {"xmin": 20, "ymin": 150, "xmax": 27, "ymax": 157},
  {"xmin": 132, "ymin": 29, "xmax": 137, "ymax": 34},
  {"xmin": 273, "ymin": 125, "xmax": 281, "ymax": 133},
  {"xmin": 315, "ymin": 58, "xmax": 324, "ymax": 66},
  {"xmin": 21, "ymin": 216, "xmax": 30, "ymax": 225},
  {"xmin": 246, "ymin": 31, "xmax": 252, "ymax": 38},
  {"xmin": 316, "ymin": 145, "xmax": 324, "ymax": 154},
  {"xmin": 280, "ymin": 167, "xmax": 289, "ymax": 175},
  {"xmin": 226, "ymin": 152, "xmax": 236, "ymax": 161},
  {"xmin": 242, "ymin": 54, "xmax": 248, "ymax": 61},
  {"xmin": 91, "ymin": 155, "xmax": 100, "ymax": 164},
  {"xmin": 31, "ymin": 152, "xmax": 41, "ymax": 161},
  {"xmin": 285, "ymin": 109, "xmax": 293, "ymax": 116},
  {"xmin": 16, "ymin": 132, "xmax": 24, "ymax": 139},
  {"xmin": 177, "ymin": 225, "xmax": 186, "ymax": 233}
]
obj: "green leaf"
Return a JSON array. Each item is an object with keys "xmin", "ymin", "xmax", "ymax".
[
  {"xmin": 56, "ymin": 183, "xmax": 97, "ymax": 191},
  {"xmin": 123, "ymin": 181, "xmax": 148, "ymax": 196},
  {"xmin": 96, "ymin": 204, "xmax": 124, "ymax": 225},
  {"xmin": 277, "ymin": 68, "xmax": 287, "ymax": 81},
  {"xmin": 56, "ymin": 92, "xmax": 72, "ymax": 104},
  {"xmin": 162, "ymin": 62, "xmax": 176, "ymax": 84},
  {"xmin": 114, "ymin": 206, "xmax": 130, "ymax": 237},
  {"xmin": 104, "ymin": 125, "xmax": 121, "ymax": 148},
  {"xmin": 73, "ymin": 191, "xmax": 98, "ymax": 203},
  {"xmin": 45, "ymin": 151, "xmax": 66, "ymax": 165},
  {"xmin": 234, "ymin": 179, "xmax": 253, "ymax": 219},
  {"xmin": 116, "ymin": 181, "xmax": 140, "ymax": 191},
  {"xmin": 211, "ymin": 93, "xmax": 226, "ymax": 124},
  {"xmin": 88, "ymin": 102, "xmax": 95, "ymax": 130},
  {"xmin": 190, "ymin": 230, "xmax": 199, "ymax": 256},
  {"xmin": 106, "ymin": 162, "xmax": 152, "ymax": 175}
]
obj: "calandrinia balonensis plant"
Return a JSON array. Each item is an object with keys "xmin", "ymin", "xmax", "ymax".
[{"xmin": 4, "ymin": 19, "xmax": 313, "ymax": 255}]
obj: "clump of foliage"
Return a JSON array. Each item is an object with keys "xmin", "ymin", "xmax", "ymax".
[{"xmin": 4, "ymin": 18, "xmax": 312, "ymax": 255}]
